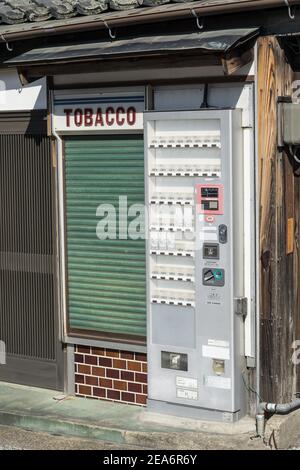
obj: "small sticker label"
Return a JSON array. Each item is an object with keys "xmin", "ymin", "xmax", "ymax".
[
  {"xmin": 206, "ymin": 291, "xmax": 222, "ymax": 306},
  {"xmin": 176, "ymin": 389, "xmax": 198, "ymax": 400},
  {"xmin": 208, "ymin": 339, "xmax": 230, "ymax": 348},
  {"xmin": 202, "ymin": 345, "xmax": 230, "ymax": 360},
  {"xmin": 204, "ymin": 376, "xmax": 232, "ymax": 390},
  {"xmin": 176, "ymin": 377, "xmax": 198, "ymax": 389},
  {"xmin": 200, "ymin": 232, "xmax": 218, "ymax": 241}
]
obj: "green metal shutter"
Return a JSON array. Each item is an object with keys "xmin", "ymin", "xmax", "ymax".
[{"xmin": 65, "ymin": 135, "xmax": 146, "ymax": 339}]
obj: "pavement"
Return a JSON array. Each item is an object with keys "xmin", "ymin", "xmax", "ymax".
[
  {"xmin": 0, "ymin": 381, "xmax": 298, "ymax": 450},
  {"xmin": 0, "ymin": 425, "xmax": 142, "ymax": 450}
]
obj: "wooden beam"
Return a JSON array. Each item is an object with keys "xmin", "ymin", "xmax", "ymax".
[
  {"xmin": 18, "ymin": 53, "xmax": 221, "ymax": 78},
  {"xmin": 258, "ymin": 36, "xmax": 298, "ymax": 404}
]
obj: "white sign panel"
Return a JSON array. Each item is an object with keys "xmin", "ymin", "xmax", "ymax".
[
  {"xmin": 53, "ymin": 92, "xmax": 144, "ymax": 132},
  {"xmin": 176, "ymin": 376, "xmax": 198, "ymax": 389},
  {"xmin": 202, "ymin": 345, "xmax": 230, "ymax": 360},
  {"xmin": 176, "ymin": 389, "xmax": 198, "ymax": 400},
  {"xmin": 204, "ymin": 376, "xmax": 232, "ymax": 390}
]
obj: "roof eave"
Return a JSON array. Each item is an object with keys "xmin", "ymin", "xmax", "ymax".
[{"xmin": 0, "ymin": 0, "xmax": 298, "ymax": 43}]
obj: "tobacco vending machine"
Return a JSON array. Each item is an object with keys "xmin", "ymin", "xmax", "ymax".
[{"xmin": 144, "ymin": 110, "xmax": 246, "ymax": 422}]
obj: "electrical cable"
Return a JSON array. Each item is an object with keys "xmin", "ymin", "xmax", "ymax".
[{"xmin": 241, "ymin": 370, "xmax": 264, "ymax": 403}]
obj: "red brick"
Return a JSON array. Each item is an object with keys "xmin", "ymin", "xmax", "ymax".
[
  {"xmin": 78, "ymin": 364, "xmax": 91, "ymax": 375},
  {"xmin": 142, "ymin": 363, "xmax": 148, "ymax": 373},
  {"xmin": 91, "ymin": 347, "xmax": 105, "ymax": 356},
  {"xmin": 105, "ymin": 349, "xmax": 120, "ymax": 358},
  {"xmin": 113, "ymin": 359, "xmax": 127, "ymax": 369},
  {"xmin": 128, "ymin": 361, "xmax": 141, "ymax": 372},
  {"xmin": 85, "ymin": 375, "xmax": 98, "ymax": 386},
  {"xmin": 121, "ymin": 371, "xmax": 134, "ymax": 381},
  {"xmin": 75, "ymin": 374, "xmax": 85, "ymax": 384},
  {"xmin": 135, "ymin": 373, "xmax": 147, "ymax": 384},
  {"xmin": 106, "ymin": 368, "xmax": 119, "ymax": 379},
  {"xmin": 74, "ymin": 353, "xmax": 84, "ymax": 363},
  {"xmin": 143, "ymin": 385, "xmax": 148, "ymax": 395},
  {"xmin": 120, "ymin": 351, "xmax": 134, "ymax": 360},
  {"xmin": 114, "ymin": 380, "xmax": 127, "ymax": 391},
  {"xmin": 77, "ymin": 345, "xmax": 91, "ymax": 354},
  {"xmin": 121, "ymin": 392, "xmax": 135, "ymax": 403},
  {"xmin": 91, "ymin": 366, "xmax": 105, "ymax": 377},
  {"xmin": 78, "ymin": 385, "xmax": 92, "ymax": 396},
  {"xmin": 135, "ymin": 353, "xmax": 147, "ymax": 362},
  {"xmin": 99, "ymin": 357, "xmax": 112, "ymax": 367},
  {"xmin": 107, "ymin": 389, "xmax": 120, "ymax": 400},
  {"xmin": 85, "ymin": 355, "xmax": 98, "ymax": 365},
  {"xmin": 128, "ymin": 382, "xmax": 142, "ymax": 393},
  {"xmin": 136, "ymin": 394, "xmax": 147, "ymax": 405},
  {"xmin": 93, "ymin": 387, "xmax": 106, "ymax": 398},
  {"xmin": 99, "ymin": 378, "xmax": 113, "ymax": 388}
]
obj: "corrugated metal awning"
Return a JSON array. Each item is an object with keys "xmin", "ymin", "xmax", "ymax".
[{"xmin": 4, "ymin": 28, "xmax": 259, "ymax": 66}]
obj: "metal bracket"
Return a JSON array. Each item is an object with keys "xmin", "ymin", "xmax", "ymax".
[
  {"xmin": 191, "ymin": 9, "xmax": 204, "ymax": 30},
  {"xmin": 103, "ymin": 20, "xmax": 116, "ymax": 40},
  {"xmin": 0, "ymin": 34, "xmax": 13, "ymax": 52},
  {"xmin": 234, "ymin": 297, "xmax": 248, "ymax": 318},
  {"xmin": 284, "ymin": 0, "xmax": 296, "ymax": 20}
]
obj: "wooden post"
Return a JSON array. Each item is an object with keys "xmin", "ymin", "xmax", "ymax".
[{"xmin": 258, "ymin": 36, "xmax": 299, "ymax": 403}]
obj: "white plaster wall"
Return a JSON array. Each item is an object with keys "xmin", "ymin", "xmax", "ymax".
[{"xmin": 0, "ymin": 68, "xmax": 47, "ymax": 111}]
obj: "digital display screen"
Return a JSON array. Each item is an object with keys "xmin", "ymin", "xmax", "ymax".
[
  {"xmin": 201, "ymin": 187, "xmax": 219, "ymax": 198},
  {"xmin": 201, "ymin": 200, "xmax": 219, "ymax": 211},
  {"xmin": 161, "ymin": 351, "xmax": 188, "ymax": 371}
]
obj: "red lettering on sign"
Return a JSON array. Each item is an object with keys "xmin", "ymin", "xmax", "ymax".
[
  {"xmin": 127, "ymin": 107, "xmax": 136, "ymax": 126},
  {"xmin": 95, "ymin": 108, "xmax": 104, "ymax": 127},
  {"xmin": 74, "ymin": 109, "xmax": 83, "ymax": 127},
  {"xmin": 106, "ymin": 107, "xmax": 114, "ymax": 126},
  {"xmin": 84, "ymin": 108, "xmax": 94, "ymax": 127},
  {"xmin": 62, "ymin": 105, "xmax": 139, "ymax": 128},
  {"xmin": 116, "ymin": 107, "xmax": 125, "ymax": 126},
  {"xmin": 64, "ymin": 109, "xmax": 73, "ymax": 127}
]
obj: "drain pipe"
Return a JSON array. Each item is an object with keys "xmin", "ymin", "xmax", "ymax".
[{"xmin": 256, "ymin": 399, "xmax": 300, "ymax": 437}]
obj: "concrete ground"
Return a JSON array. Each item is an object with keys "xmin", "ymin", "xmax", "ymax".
[
  {"xmin": 0, "ymin": 425, "xmax": 142, "ymax": 450},
  {"xmin": 0, "ymin": 381, "xmax": 299, "ymax": 450},
  {"xmin": 0, "ymin": 424, "xmax": 266, "ymax": 450}
]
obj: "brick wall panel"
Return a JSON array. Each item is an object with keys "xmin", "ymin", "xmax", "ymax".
[{"xmin": 75, "ymin": 346, "xmax": 148, "ymax": 406}]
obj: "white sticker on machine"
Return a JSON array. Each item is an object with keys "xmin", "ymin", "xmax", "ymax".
[
  {"xmin": 208, "ymin": 339, "xmax": 230, "ymax": 348},
  {"xmin": 176, "ymin": 389, "xmax": 198, "ymax": 400},
  {"xmin": 176, "ymin": 377, "xmax": 198, "ymax": 389},
  {"xmin": 204, "ymin": 376, "xmax": 232, "ymax": 390},
  {"xmin": 202, "ymin": 345, "xmax": 230, "ymax": 360}
]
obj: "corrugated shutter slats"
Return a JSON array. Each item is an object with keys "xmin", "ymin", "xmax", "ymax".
[{"xmin": 65, "ymin": 136, "xmax": 146, "ymax": 338}]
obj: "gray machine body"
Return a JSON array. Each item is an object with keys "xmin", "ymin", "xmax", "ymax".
[{"xmin": 144, "ymin": 110, "xmax": 246, "ymax": 422}]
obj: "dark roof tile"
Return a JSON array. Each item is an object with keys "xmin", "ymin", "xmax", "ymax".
[
  {"xmin": 0, "ymin": 0, "xmax": 244, "ymax": 26},
  {"xmin": 34, "ymin": 0, "xmax": 77, "ymax": 19}
]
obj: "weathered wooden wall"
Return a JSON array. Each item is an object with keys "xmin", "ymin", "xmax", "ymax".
[{"xmin": 258, "ymin": 36, "xmax": 300, "ymax": 403}]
